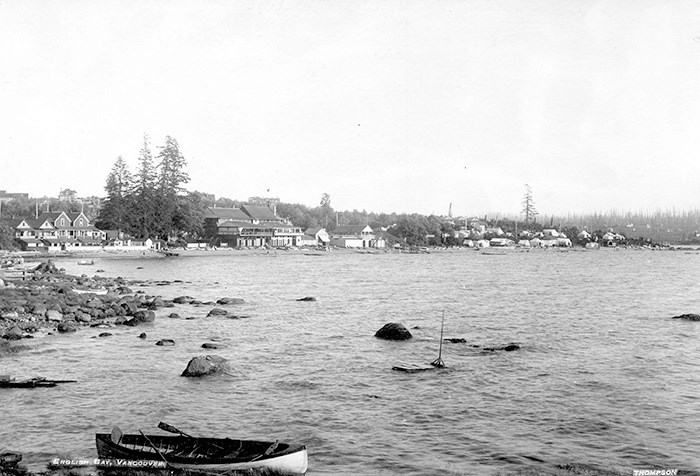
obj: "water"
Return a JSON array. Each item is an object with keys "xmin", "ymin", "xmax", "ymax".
[{"xmin": 2, "ymin": 248, "xmax": 700, "ymax": 475}]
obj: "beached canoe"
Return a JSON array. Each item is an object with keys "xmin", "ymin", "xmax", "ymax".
[{"xmin": 96, "ymin": 427, "xmax": 308, "ymax": 474}]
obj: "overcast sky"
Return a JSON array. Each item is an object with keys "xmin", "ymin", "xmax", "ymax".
[{"xmin": 1, "ymin": 0, "xmax": 699, "ymax": 217}]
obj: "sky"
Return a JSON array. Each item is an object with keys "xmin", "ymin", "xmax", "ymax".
[{"xmin": 1, "ymin": 0, "xmax": 699, "ymax": 217}]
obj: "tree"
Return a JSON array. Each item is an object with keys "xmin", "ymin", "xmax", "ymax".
[
  {"xmin": 131, "ymin": 134, "xmax": 158, "ymax": 238},
  {"xmin": 522, "ymin": 184, "xmax": 538, "ymax": 224},
  {"xmin": 320, "ymin": 193, "xmax": 333, "ymax": 228},
  {"xmin": 0, "ymin": 220, "xmax": 15, "ymax": 250},
  {"xmin": 96, "ymin": 156, "xmax": 132, "ymax": 231},
  {"xmin": 155, "ymin": 136, "xmax": 190, "ymax": 240}
]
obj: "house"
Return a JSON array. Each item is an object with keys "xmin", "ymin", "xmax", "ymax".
[
  {"xmin": 330, "ymin": 225, "xmax": 380, "ymax": 248},
  {"xmin": 302, "ymin": 228, "xmax": 330, "ymax": 246},
  {"xmin": 204, "ymin": 206, "xmax": 303, "ymax": 248},
  {"xmin": 8, "ymin": 211, "xmax": 105, "ymax": 251}
]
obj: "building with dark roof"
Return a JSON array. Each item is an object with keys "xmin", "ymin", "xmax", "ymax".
[{"xmin": 204, "ymin": 206, "xmax": 303, "ymax": 248}]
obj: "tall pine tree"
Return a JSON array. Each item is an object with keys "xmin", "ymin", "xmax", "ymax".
[
  {"xmin": 96, "ymin": 156, "xmax": 132, "ymax": 231},
  {"xmin": 155, "ymin": 136, "xmax": 190, "ymax": 240}
]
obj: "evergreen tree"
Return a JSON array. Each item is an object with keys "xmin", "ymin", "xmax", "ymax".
[
  {"xmin": 522, "ymin": 184, "xmax": 538, "ymax": 224},
  {"xmin": 155, "ymin": 136, "xmax": 190, "ymax": 240},
  {"xmin": 131, "ymin": 134, "xmax": 158, "ymax": 238},
  {"xmin": 96, "ymin": 156, "xmax": 132, "ymax": 231}
]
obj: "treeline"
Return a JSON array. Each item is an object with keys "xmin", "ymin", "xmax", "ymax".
[{"xmin": 96, "ymin": 135, "xmax": 207, "ymax": 240}]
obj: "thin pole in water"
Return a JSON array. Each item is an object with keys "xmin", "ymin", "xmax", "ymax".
[{"xmin": 431, "ymin": 310, "xmax": 446, "ymax": 368}]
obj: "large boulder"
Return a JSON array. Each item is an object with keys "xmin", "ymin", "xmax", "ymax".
[
  {"xmin": 132, "ymin": 310, "xmax": 156, "ymax": 323},
  {"xmin": 671, "ymin": 313, "xmax": 700, "ymax": 321},
  {"xmin": 181, "ymin": 355, "xmax": 230, "ymax": 377},
  {"xmin": 374, "ymin": 323, "xmax": 413, "ymax": 341},
  {"xmin": 156, "ymin": 339, "xmax": 175, "ymax": 346}
]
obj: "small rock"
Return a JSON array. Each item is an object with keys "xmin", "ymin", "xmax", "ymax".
[
  {"xmin": 138, "ymin": 332, "xmax": 147, "ymax": 339},
  {"xmin": 156, "ymin": 339, "xmax": 175, "ymax": 346},
  {"xmin": 173, "ymin": 296, "xmax": 194, "ymax": 304},
  {"xmin": 297, "ymin": 296, "xmax": 316, "ymax": 302},
  {"xmin": 671, "ymin": 313, "xmax": 700, "ymax": 321},
  {"xmin": 57, "ymin": 322, "xmax": 77, "ymax": 333},
  {"xmin": 2, "ymin": 326, "xmax": 23, "ymax": 340},
  {"xmin": 98, "ymin": 332, "xmax": 112, "ymax": 337},
  {"xmin": 445, "ymin": 338, "xmax": 466, "ymax": 343},
  {"xmin": 207, "ymin": 308, "xmax": 229, "ymax": 317},
  {"xmin": 169, "ymin": 313, "xmax": 181, "ymax": 319},
  {"xmin": 201, "ymin": 342, "xmax": 221, "ymax": 349},
  {"xmin": 216, "ymin": 297, "xmax": 245, "ymax": 305}
]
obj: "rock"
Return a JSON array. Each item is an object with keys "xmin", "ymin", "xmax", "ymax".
[
  {"xmin": 45, "ymin": 310, "xmax": 63, "ymax": 322},
  {"xmin": 181, "ymin": 355, "xmax": 230, "ymax": 377},
  {"xmin": 2, "ymin": 326, "xmax": 23, "ymax": 340},
  {"xmin": 33, "ymin": 260, "xmax": 59, "ymax": 274},
  {"xmin": 85, "ymin": 298, "xmax": 104, "ymax": 309},
  {"xmin": 115, "ymin": 286, "xmax": 133, "ymax": 295},
  {"xmin": 216, "ymin": 297, "xmax": 245, "ymax": 305},
  {"xmin": 169, "ymin": 313, "xmax": 181, "ymax": 319},
  {"xmin": 207, "ymin": 308, "xmax": 229, "ymax": 317},
  {"xmin": 483, "ymin": 344, "xmax": 520, "ymax": 352},
  {"xmin": 173, "ymin": 296, "xmax": 194, "ymax": 304},
  {"xmin": 75, "ymin": 312, "xmax": 92, "ymax": 323},
  {"xmin": 148, "ymin": 297, "xmax": 166, "ymax": 309},
  {"xmin": 138, "ymin": 332, "xmax": 147, "ymax": 339},
  {"xmin": 445, "ymin": 338, "xmax": 466, "ymax": 343},
  {"xmin": 57, "ymin": 322, "xmax": 77, "ymax": 333},
  {"xmin": 671, "ymin": 313, "xmax": 700, "ymax": 321},
  {"xmin": 114, "ymin": 316, "xmax": 128, "ymax": 325},
  {"xmin": 98, "ymin": 332, "xmax": 112, "ymax": 337},
  {"xmin": 1, "ymin": 310, "xmax": 19, "ymax": 320},
  {"xmin": 132, "ymin": 310, "xmax": 156, "ymax": 323},
  {"xmin": 374, "ymin": 323, "xmax": 413, "ymax": 341},
  {"xmin": 201, "ymin": 342, "xmax": 221, "ymax": 349},
  {"xmin": 156, "ymin": 339, "xmax": 175, "ymax": 346},
  {"xmin": 30, "ymin": 303, "xmax": 48, "ymax": 317},
  {"xmin": 0, "ymin": 278, "xmax": 4, "ymax": 287},
  {"xmin": 297, "ymin": 296, "xmax": 316, "ymax": 302},
  {"xmin": 120, "ymin": 302, "xmax": 139, "ymax": 315}
]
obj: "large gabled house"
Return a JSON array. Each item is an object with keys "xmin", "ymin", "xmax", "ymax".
[
  {"xmin": 204, "ymin": 206, "xmax": 303, "ymax": 248},
  {"xmin": 8, "ymin": 211, "xmax": 105, "ymax": 251}
]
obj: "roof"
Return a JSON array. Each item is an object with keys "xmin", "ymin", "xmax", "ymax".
[
  {"xmin": 204, "ymin": 207, "xmax": 251, "ymax": 221},
  {"xmin": 218, "ymin": 220, "xmax": 275, "ymax": 230},
  {"xmin": 334, "ymin": 225, "xmax": 372, "ymax": 235},
  {"xmin": 305, "ymin": 228, "xmax": 326, "ymax": 235},
  {"xmin": 240, "ymin": 205, "xmax": 279, "ymax": 221}
]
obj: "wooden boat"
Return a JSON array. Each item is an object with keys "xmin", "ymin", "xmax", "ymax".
[
  {"xmin": 0, "ymin": 376, "xmax": 77, "ymax": 388},
  {"xmin": 77, "ymin": 259, "xmax": 94, "ymax": 265},
  {"xmin": 96, "ymin": 425, "xmax": 308, "ymax": 474}
]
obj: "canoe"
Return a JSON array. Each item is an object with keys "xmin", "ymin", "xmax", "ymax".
[
  {"xmin": 95, "ymin": 427, "xmax": 308, "ymax": 474},
  {"xmin": 0, "ymin": 376, "xmax": 77, "ymax": 388}
]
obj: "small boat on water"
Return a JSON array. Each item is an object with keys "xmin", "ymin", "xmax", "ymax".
[
  {"xmin": 96, "ymin": 424, "xmax": 308, "ymax": 474},
  {"xmin": 77, "ymin": 259, "xmax": 94, "ymax": 265},
  {"xmin": 0, "ymin": 376, "xmax": 77, "ymax": 388}
]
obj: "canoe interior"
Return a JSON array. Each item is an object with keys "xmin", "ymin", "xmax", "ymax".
[{"xmin": 96, "ymin": 433, "xmax": 304, "ymax": 465}]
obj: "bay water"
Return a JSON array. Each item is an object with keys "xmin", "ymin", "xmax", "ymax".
[{"xmin": 2, "ymin": 248, "xmax": 699, "ymax": 475}]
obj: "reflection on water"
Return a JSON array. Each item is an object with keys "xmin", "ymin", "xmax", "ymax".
[{"xmin": 2, "ymin": 249, "xmax": 700, "ymax": 475}]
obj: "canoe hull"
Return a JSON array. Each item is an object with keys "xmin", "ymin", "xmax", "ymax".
[{"xmin": 95, "ymin": 433, "xmax": 307, "ymax": 474}]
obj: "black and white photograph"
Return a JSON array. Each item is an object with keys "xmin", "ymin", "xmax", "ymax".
[{"xmin": 1, "ymin": 1, "xmax": 699, "ymax": 475}]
